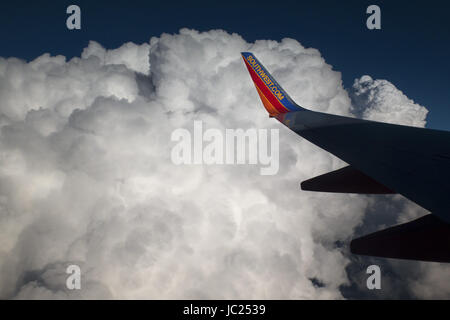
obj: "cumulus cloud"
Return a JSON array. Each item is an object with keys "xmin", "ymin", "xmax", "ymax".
[
  {"xmin": 351, "ymin": 75, "xmax": 428, "ymax": 127},
  {"xmin": 0, "ymin": 28, "xmax": 448, "ymax": 299}
]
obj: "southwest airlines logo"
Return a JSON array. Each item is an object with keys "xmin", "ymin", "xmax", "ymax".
[{"xmin": 245, "ymin": 55, "xmax": 285, "ymax": 101}]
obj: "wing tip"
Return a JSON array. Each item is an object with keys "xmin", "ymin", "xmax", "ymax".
[
  {"xmin": 241, "ymin": 52, "xmax": 304, "ymax": 116},
  {"xmin": 350, "ymin": 214, "xmax": 450, "ymax": 263}
]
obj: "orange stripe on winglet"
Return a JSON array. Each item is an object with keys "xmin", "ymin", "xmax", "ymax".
[{"xmin": 255, "ymin": 85, "xmax": 279, "ymax": 116}]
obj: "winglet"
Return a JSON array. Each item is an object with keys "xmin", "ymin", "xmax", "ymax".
[{"xmin": 241, "ymin": 52, "xmax": 304, "ymax": 117}]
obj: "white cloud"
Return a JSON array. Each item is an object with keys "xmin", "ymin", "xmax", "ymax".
[
  {"xmin": 351, "ymin": 75, "xmax": 428, "ymax": 127},
  {"xmin": 0, "ymin": 28, "xmax": 447, "ymax": 299}
]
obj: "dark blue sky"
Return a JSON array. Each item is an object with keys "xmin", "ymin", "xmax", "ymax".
[{"xmin": 1, "ymin": 0, "xmax": 450, "ymax": 129}]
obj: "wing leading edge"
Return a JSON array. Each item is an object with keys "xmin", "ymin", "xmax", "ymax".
[{"xmin": 241, "ymin": 52, "xmax": 450, "ymax": 262}]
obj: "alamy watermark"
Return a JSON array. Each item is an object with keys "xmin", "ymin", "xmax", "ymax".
[
  {"xmin": 366, "ymin": 5, "xmax": 381, "ymax": 30},
  {"xmin": 66, "ymin": 264, "xmax": 81, "ymax": 290},
  {"xmin": 366, "ymin": 265, "xmax": 381, "ymax": 290},
  {"xmin": 171, "ymin": 121, "xmax": 279, "ymax": 175},
  {"xmin": 66, "ymin": 5, "xmax": 81, "ymax": 30}
]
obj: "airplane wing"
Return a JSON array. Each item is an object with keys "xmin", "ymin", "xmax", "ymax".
[{"xmin": 241, "ymin": 52, "xmax": 450, "ymax": 263}]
